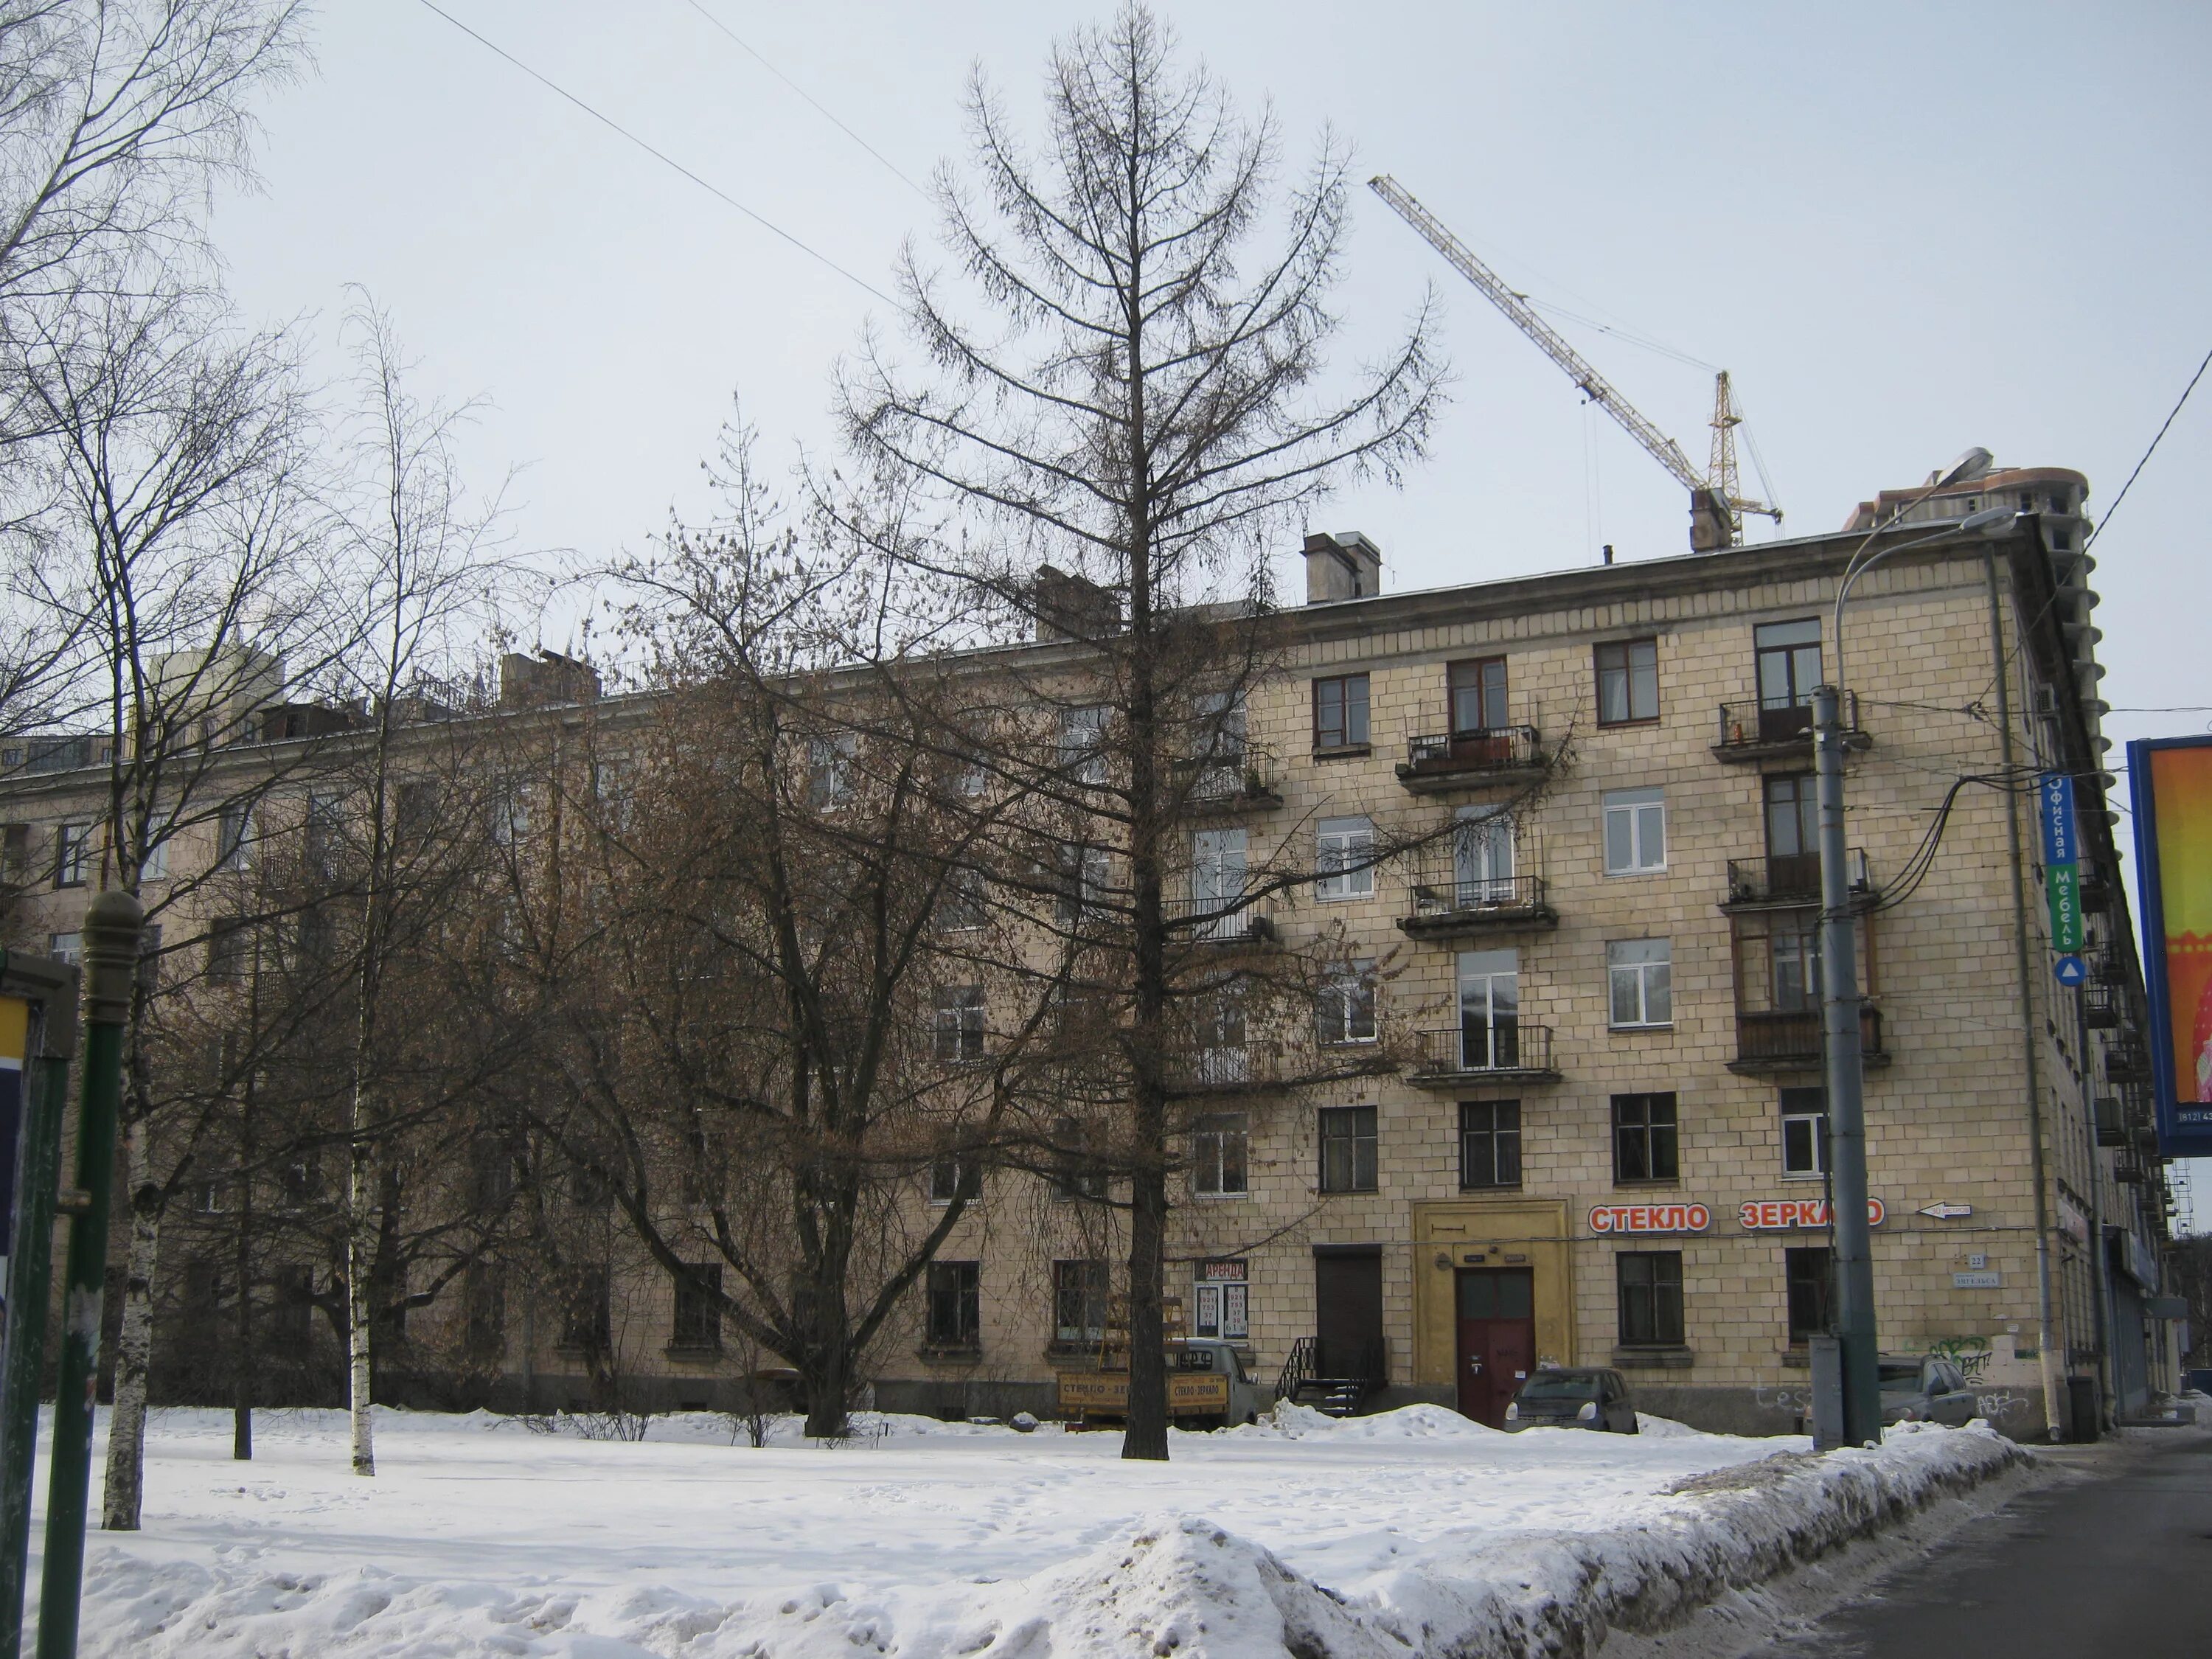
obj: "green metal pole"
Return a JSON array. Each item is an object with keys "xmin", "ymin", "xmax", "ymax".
[
  {"xmin": 35, "ymin": 893, "xmax": 139, "ymax": 1659},
  {"xmin": 0, "ymin": 1041, "xmax": 74, "ymax": 1658}
]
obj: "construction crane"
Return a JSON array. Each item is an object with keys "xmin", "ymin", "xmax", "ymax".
[{"xmin": 1368, "ymin": 174, "xmax": 1781, "ymax": 551}]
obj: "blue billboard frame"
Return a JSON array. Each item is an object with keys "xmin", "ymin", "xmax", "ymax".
[{"xmin": 2126, "ymin": 732, "xmax": 2212, "ymax": 1158}]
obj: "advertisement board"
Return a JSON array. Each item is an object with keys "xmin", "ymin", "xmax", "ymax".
[{"xmin": 2127, "ymin": 734, "xmax": 2212, "ymax": 1157}]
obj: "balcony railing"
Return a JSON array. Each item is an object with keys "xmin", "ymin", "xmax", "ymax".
[
  {"xmin": 1730, "ymin": 1006, "xmax": 1885, "ymax": 1072},
  {"xmin": 1402, "ymin": 864, "xmax": 1557, "ymax": 937},
  {"xmin": 1176, "ymin": 756, "xmax": 1283, "ymax": 814},
  {"xmin": 2081, "ymin": 976, "xmax": 2124, "ymax": 1030},
  {"xmin": 2105, "ymin": 1041, "xmax": 2152, "ymax": 1085},
  {"xmin": 1162, "ymin": 896, "xmax": 1277, "ymax": 945},
  {"xmin": 1725, "ymin": 849, "xmax": 1871, "ymax": 907},
  {"xmin": 1405, "ymin": 1022, "xmax": 1558, "ymax": 1082},
  {"xmin": 1714, "ymin": 693, "xmax": 1865, "ymax": 759},
  {"xmin": 1395, "ymin": 726, "xmax": 1547, "ymax": 791},
  {"xmin": 1166, "ymin": 1040, "xmax": 1283, "ymax": 1091}
]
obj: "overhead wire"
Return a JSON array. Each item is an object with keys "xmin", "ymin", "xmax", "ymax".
[
  {"xmin": 676, "ymin": 0, "xmax": 932, "ymax": 201},
  {"xmin": 411, "ymin": 0, "xmax": 898, "ymax": 305}
]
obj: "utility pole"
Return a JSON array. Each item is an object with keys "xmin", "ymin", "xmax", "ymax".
[
  {"xmin": 36, "ymin": 889, "xmax": 142, "ymax": 1659},
  {"xmin": 1814, "ymin": 684, "xmax": 1880, "ymax": 1445}
]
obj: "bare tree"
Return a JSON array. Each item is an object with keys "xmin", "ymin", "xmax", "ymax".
[{"xmin": 838, "ymin": 5, "xmax": 1446, "ymax": 1458}]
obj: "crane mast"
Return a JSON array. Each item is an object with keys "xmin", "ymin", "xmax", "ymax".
[{"xmin": 1368, "ymin": 173, "xmax": 1779, "ymax": 549}]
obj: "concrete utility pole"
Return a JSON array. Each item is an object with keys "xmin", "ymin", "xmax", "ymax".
[{"xmin": 1815, "ymin": 681, "xmax": 1880, "ymax": 1444}]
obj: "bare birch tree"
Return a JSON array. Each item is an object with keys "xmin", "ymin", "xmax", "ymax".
[{"xmin": 840, "ymin": 4, "xmax": 1446, "ymax": 1458}]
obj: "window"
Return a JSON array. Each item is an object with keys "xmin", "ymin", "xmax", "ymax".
[
  {"xmin": 1457, "ymin": 948, "xmax": 1520, "ymax": 1070},
  {"xmin": 1059, "ymin": 705, "xmax": 1108, "ymax": 785},
  {"xmin": 271, "ymin": 1264, "xmax": 315, "ymax": 1356},
  {"xmin": 1785, "ymin": 1247, "xmax": 1832, "ymax": 1343},
  {"xmin": 205, "ymin": 918, "xmax": 249, "ymax": 984},
  {"xmin": 1315, "ymin": 816, "xmax": 1374, "ymax": 900},
  {"xmin": 1190, "ymin": 827, "xmax": 1248, "ymax": 937},
  {"xmin": 1448, "ymin": 657, "xmax": 1509, "ymax": 735},
  {"xmin": 141, "ymin": 830, "xmax": 169, "ymax": 880},
  {"xmin": 1312, "ymin": 673, "xmax": 1370, "ymax": 751},
  {"xmin": 1755, "ymin": 619, "xmax": 1823, "ymax": 714},
  {"xmin": 1317, "ymin": 958, "xmax": 1377, "ymax": 1046},
  {"xmin": 1616, "ymin": 1251, "xmax": 1684, "ymax": 1346},
  {"xmin": 1607, "ymin": 939, "xmax": 1673, "ymax": 1029},
  {"xmin": 1612, "ymin": 1092, "xmax": 1679, "ymax": 1183},
  {"xmin": 561, "ymin": 1269, "xmax": 612, "ymax": 1353},
  {"xmin": 1193, "ymin": 1262, "xmax": 1249, "ymax": 1341},
  {"xmin": 1051, "ymin": 1117, "xmax": 1106, "ymax": 1200},
  {"xmin": 672, "ymin": 1264, "xmax": 723, "ymax": 1350},
  {"xmin": 54, "ymin": 821, "xmax": 90, "ymax": 887},
  {"xmin": 1602, "ymin": 788, "xmax": 1666, "ymax": 874},
  {"xmin": 1768, "ymin": 914, "xmax": 1822, "ymax": 1012},
  {"xmin": 1458, "ymin": 1100, "xmax": 1522, "ymax": 1189},
  {"xmin": 1194, "ymin": 689, "xmax": 1248, "ymax": 795},
  {"xmin": 1595, "ymin": 639, "xmax": 1659, "ymax": 725},
  {"xmin": 47, "ymin": 932, "xmax": 80, "ymax": 967},
  {"xmin": 216, "ymin": 805, "xmax": 252, "ymax": 870},
  {"xmin": 470, "ymin": 1133, "xmax": 517, "ymax": 1208},
  {"xmin": 279, "ymin": 1153, "xmax": 320, "ymax": 1208},
  {"xmin": 807, "ymin": 732, "xmax": 858, "ymax": 807},
  {"xmin": 1318, "ymin": 1105, "xmax": 1378, "ymax": 1193},
  {"xmin": 1, "ymin": 822, "xmax": 27, "ymax": 877},
  {"xmin": 1056, "ymin": 841, "xmax": 1110, "ymax": 926},
  {"xmin": 926, "ymin": 1260, "xmax": 981, "ymax": 1349},
  {"xmin": 1052, "ymin": 1259, "xmax": 1109, "ymax": 1345},
  {"xmin": 465, "ymin": 1263, "xmax": 506, "ymax": 1357},
  {"xmin": 305, "ymin": 791, "xmax": 343, "ymax": 880},
  {"xmin": 938, "ymin": 865, "xmax": 987, "ymax": 931},
  {"xmin": 1781, "ymin": 1087, "xmax": 1827, "ymax": 1178},
  {"xmin": 928, "ymin": 1150, "xmax": 981, "ymax": 1203},
  {"xmin": 933, "ymin": 985, "xmax": 986, "ymax": 1062},
  {"xmin": 1192, "ymin": 1112, "xmax": 1249, "ymax": 1197},
  {"xmin": 1452, "ymin": 808, "xmax": 1514, "ymax": 903}
]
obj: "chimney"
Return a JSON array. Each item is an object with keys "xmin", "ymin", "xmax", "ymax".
[
  {"xmin": 499, "ymin": 650, "xmax": 600, "ymax": 709},
  {"xmin": 1031, "ymin": 565, "xmax": 1122, "ymax": 643},
  {"xmin": 1302, "ymin": 531, "xmax": 1382, "ymax": 605}
]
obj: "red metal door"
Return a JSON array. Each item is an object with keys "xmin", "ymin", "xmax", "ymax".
[{"xmin": 1454, "ymin": 1268, "xmax": 1536, "ymax": 1427}]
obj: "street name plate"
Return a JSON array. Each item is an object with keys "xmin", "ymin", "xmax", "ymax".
[{"xmin": 1952, "ymin": 1270, "xmax": 2002, "ymax": 1289}]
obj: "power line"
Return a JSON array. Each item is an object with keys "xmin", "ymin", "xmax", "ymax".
[
  {"xmin": 2087, "ymin": 341, "xmax": 2212, "ymax": 552},
  {"xmin": 412, "ymin": 0, "xmax": 897, "ymax": 306},
  {"xmin": 677, "ymin": 0, "xmax": 931, "ymax": 201}
]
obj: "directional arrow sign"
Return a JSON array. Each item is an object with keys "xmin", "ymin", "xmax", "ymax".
[{"xmin": 1918, "ymin": 1202, "xmax": 1974, "ymax": 1220}]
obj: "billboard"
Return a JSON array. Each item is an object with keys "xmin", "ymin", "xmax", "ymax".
[{"xmin": 2128, "ymin": 734, "xmax": 2212, "ymax": 1157}]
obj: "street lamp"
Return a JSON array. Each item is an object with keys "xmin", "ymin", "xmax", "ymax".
[{"xmin": 1815, "ymin": 451, "xmax": 2014, "ymax": 1447}]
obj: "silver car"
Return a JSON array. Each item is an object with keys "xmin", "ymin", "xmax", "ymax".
[{"xmin": 1878, "ymin": 1355, "xmax": 1980, "ymax": 1426}]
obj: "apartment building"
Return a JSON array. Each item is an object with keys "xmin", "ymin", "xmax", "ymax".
[{"xmin": 0, "ymin": 467, "xmax": 2178, "ymax": 1437}]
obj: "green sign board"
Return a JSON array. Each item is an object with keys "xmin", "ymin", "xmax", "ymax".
[{"xmin": 2046, "ymin": 863, "xmax": 2083, "ymax": 953}]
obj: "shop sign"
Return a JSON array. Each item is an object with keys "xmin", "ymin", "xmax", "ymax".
[
  {"xmin": 1738, "ymin": 1197, "xmax": 1885, "ymax": 1230},
  {"xmin": 2040, "ymin": 773, "xmax": 2084, "ymax": 953},
  {"xmin": 2057, "ymin": 1195, "xmax": 2090, "ymax": 1247},
  {"xmin": 1588, "ymin": 1202, "xmax": 1709, "ymax": 1235},
  {"xmin": 1192, "ymin": 1259, "xmax": 1248, "ymax": 1340}
]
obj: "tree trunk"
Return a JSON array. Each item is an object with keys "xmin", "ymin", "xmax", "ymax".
[
  {"xmin": 345, "ymin": 1116, "xmax": 375, "ymax": 1475},
  {"xmin": 231, "ymin": 1164, "xmax": 253, "ymax": 1461},
  {"xmin": 100, "ymin": 1138, "xmax": 162, "ymax": 1530},
  {"xmin": 1121, "ymin": 1138, "xmax": 1170, "ymax": 1460}
]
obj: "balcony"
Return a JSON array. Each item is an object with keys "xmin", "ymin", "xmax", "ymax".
[
  {"xmin": 2081, "ymin": 975, "xmax": 2123, "ymax": 1030},
  {"xmin": 1712, "ymin": 694, "xmax": 1868, "ymax": 763},
  {"xmin": 1399, "ymin": 865, "xmax": 1557, "ymax": 940},
  {"xmin": 1723, "ymin": 850, "xmax": 1873, "ymax": 910},
  {"xmin": 2079, "ymin": 865, "xmax": 2114, "ymax": 914},
  {"xmin": 1403, "ymin": 1023, "xmax": 1560, "ymax": 1087},
  {"xmin": 1728, "ymin": 1006, "xmax": 1887, "ymax": 1075},
  {"xmin": 1176, "ymin": 757, "xmax": 1284, "ymax": 818},
  {"xmin": 2093, "ymin": 1096, "xmax": 2126, "ymax": 1149},
  {"xmin": 1166, "ymin": 1041, "xmax": 1281, "ymax": 1094},
  {"xmin": 1163, "ymin": 897, "xmax": 1278, "ymax": 946},
  {"xmin": 1394, "ymin": 726, "xmax": 1549, "ymax": 794},
  {"xmin": 2105, "ymin": 1042, "xmax": 2152, "ymax": 1085}
]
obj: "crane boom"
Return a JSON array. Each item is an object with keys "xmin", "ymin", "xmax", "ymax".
[
  {"xmin": 1369, "ymin": 173, "xmax": 1706, "ymax": 495},
  {"xmin": 1368, "ymin": 174, "xmax": 1779, "ymax": 545}
]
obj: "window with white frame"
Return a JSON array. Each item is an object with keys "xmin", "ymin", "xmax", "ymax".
[
  {"xmin": 1780, "ymin": 1086, "xmax": 1827, "ymax": 1178},
  {"xmin": 938, "ymin": 865, "xmax": 988, "ymax": 931},
  {"xmin": 1190, "ymin": 827, "xmax": 1248, "ymax": 937},
  {"xmin": 1602, "ymin": 787, "xmax": 1666, "ymax": 874},
  {"xmin": 1317, "ymin": 957, "xmax": 1377, "ymax": 1045},
  {"xmin": 933, "ymin": 985, "xmax": 986, "ymax": 1062},
  {"xmin": 1191, "ymin": 1113, "xmax": 1249, "ymax": 1197},
  {"xmin": 1059, "ymin": 705, "xmax": 1109, "ymax": 785},
  {"xmin": 54, "ymin": 821, "xmax": 91, "ymax": 886},
  {"xmin": 1315, "ymin": 816, "xmax": 1374, "ymax": 900},
  {"xmin": 807, "ymin": 733, "xmax": 858, "ymax": 808},
  {"xmin": 1607, "ymin": 938, "xmax": 1673, "ymax": 1028}
]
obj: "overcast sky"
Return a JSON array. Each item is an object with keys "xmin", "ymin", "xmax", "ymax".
[{"xmin": 212, "ymin": 1, "xmax": 2211, "ymax": 1211}]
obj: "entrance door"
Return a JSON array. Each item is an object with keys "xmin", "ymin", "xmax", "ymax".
[
  {"xmin": 1455, "ymin": 1267, "xmax": 1535, "ymax": 1427},
  {"xmin": 1313, "ymin": 1251, "xmax": 1384, "ymax": 1382}
]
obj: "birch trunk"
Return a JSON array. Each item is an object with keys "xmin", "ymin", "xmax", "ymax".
[
  {"xmin": 345, "ymin": 1106, "xmax": 376, "ymax": 1475},
  {"xmin": 100, "ymin": 1130, "xmax": 162, "ymax": 1529}
]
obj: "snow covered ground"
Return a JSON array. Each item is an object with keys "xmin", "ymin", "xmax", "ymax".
[{"xmin": 29, "ymin": 1402, "xmax": 2023, "ymax": 1657}]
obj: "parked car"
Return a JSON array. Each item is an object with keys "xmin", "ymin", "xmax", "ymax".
[
  {"xmin": 1878, "ymin": 1355, "xmax": 1981, "ymax": 1426},
  {"xmin": 1503, "ymin": 1367, "xmax": 1638, "ymax": 1433},
  {"xmin": 2180, "ymin": 1367, "xmax": 2212, "ymax": 1397}
]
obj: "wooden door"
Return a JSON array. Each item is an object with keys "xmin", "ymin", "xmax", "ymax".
[
  {"xmin": 1313, "ymin": 1251, "xmax": 1383, "ymax": 1381},
  {"xmin": 1454, "ymin": 1267, "xmax": 1535, "ymax": 1427}
]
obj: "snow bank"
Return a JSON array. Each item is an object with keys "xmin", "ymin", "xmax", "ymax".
[
  {"xmin": 1234, "ymin": 1399, "xmax": 1505, "ymax": 1441},
  {"xmin": 81, "ymin": 1420, "xmax": 2023, "ymax": 1658}
]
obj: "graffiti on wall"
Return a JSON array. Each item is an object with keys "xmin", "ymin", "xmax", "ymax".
[{"xmin": 1927, "ymin": 1335, "xmax": 1994, "ymax": 1383}]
